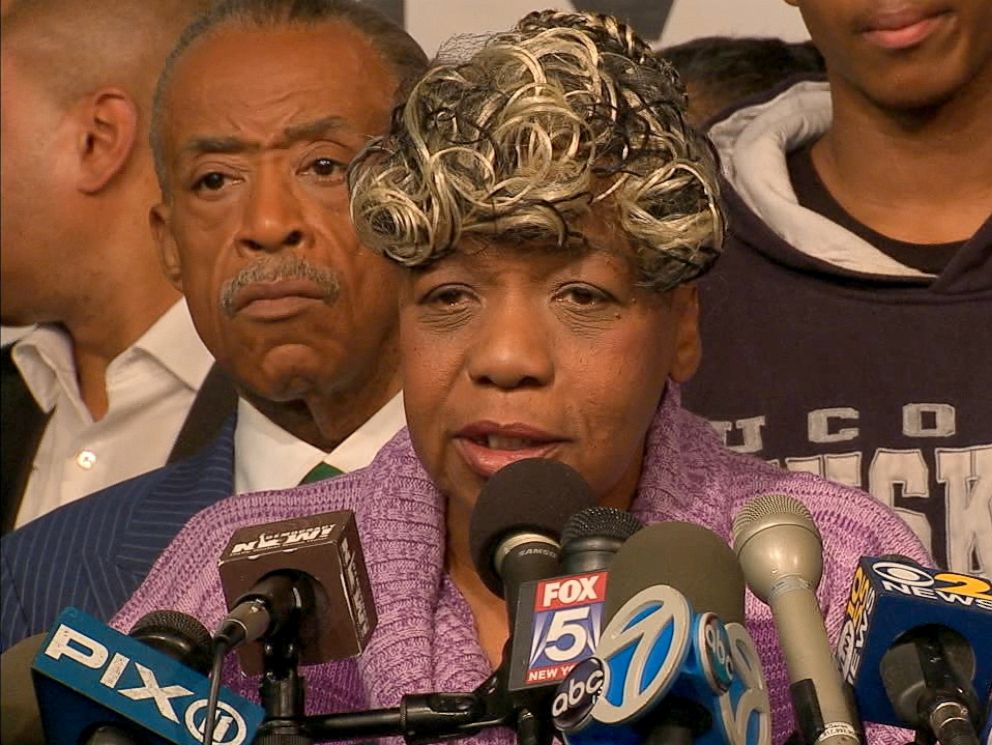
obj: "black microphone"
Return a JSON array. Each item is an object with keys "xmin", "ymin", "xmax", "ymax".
[
  {"xmin": 468, "ymin": 458, "xmax": 598, "ymax": 745},
  {"xmin": 214, "ymin": 510, "xmax": 376, "ymax": 675},
  {"xmin": 733, "ymin": 494, "xmax": 862, "ymax": 745},
  {"xmin": 29, "ymin": 607, "xmax": 262, "ymax": 745},
  {"xmin": 837, "ymin": 556, "xmax": 992, "ymax": 745},
  {"xmin": 605, "ymin": 521, "xmax": 746, "ymax": 625},
  {"xmin": 559, "ymin": 506, "xmax": 644, "ymax": 574},
  {"xmin": 603, "ymin": 521, "xmax": 751, "ymax": 744},
  {"xmin": 129, "ymin": 610, "xmax": 214, "ymax": 674},
  {"xmin": 882, "ymin": 625, "xmax": 981, "ymax": 745},
  {"xmin": 469, "ymin": 458, "xmax": 598, "ymax": 624},
  {"xmin": 1, "ymin": 617, "xmax": 213, "ymax": 745},
  {"xmin": 506, "ymin": 506, "xmax": 643, "ymax": 691}
]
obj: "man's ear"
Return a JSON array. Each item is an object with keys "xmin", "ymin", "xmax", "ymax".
[
  {"xmin": 669, "ymin": 284, "xmax": 702, "ymax": 384},
  {"xmin": 151, "ymin": 203, "xmax": 183, "ymax": 291},
  {"xmin": 73, "ymin": 88, "xmax": 138, "ymax": 194}
]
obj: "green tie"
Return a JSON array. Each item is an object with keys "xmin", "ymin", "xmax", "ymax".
[{"xmin": 299, "ymin": 461, "xmax": 343, "ymax": 485}]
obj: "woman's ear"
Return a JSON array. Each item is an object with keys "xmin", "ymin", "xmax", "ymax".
[{"xmin": 669, "ymin": 284, "xmax": 701, "ymax": 383}]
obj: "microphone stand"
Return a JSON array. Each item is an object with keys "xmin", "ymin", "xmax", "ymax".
[
  {"xmin": 635, "ymin": 695, "xmax": 711, "ymax": 745},
  {"xmin": 255, "ymin": 631, "xmax": 312, "ymax": 745},
  {"xmin": 289, "ymin": 657, "xmax": 556, "ymax": 744}
]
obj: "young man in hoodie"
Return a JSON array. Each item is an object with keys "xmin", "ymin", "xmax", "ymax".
[{"xmin": 682, "ymin": 0, "xmax": 992, "ymax": 575}]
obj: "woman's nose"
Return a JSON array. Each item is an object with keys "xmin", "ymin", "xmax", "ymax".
[{"xmin": 466, "ymin": 298, "xmax": 555, "ymax": 390}]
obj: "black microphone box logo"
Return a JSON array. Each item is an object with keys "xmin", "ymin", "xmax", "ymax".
[{"xmin": 218, "ymin": 511, "xmax": 376, "ymax": 675}]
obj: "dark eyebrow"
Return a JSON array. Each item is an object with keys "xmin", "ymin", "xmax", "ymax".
[
  {"xmin": 279, "ymin": 115, "xmax": 348, "ymax": 144},
  {"xmin": 183, "ymin": 135, "xmax": 253, "ymax": 157},
  {"xmin": 181, "ymin": 116, "xmax": 350, "ymax": 158}
]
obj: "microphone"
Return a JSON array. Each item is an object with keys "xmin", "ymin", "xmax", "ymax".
[
  {"xmin": 467, "ymin": 459, "xmax": 598, "ymax": 745},
  {"xmin": 555, "ymin": 521, "xmax": 771, "ymax": 745},
  {"xmin": 981, "ymin": 694, "xmax": 991, "ymax": 745},
  {"xmin": 1, "ymin": 633, "xmax": 47, "ymax": 745},
  {"xmin": 215, "ymin": 509, "xmax": 376, "ymax": 675},
  {"xmin": 733, "ymin": 494, "xmax": 862, "ymax": 745},
  {"xmin": 30, "ymin": 607, "xmax": 263, "ymax": 745},
  {"xmin": 506, "ymin": 506, "xmax": 643, "ymax": 691},
  {"xmin": 559, "ymin": 506, "xmax": 644, "ymax": 574},
  {"xmin": 469, "ymin": 458, "xmax": 598, "ymax": 625},
  {"xmin": 836, "ymin": 556, "xmax": 992, "ymax": 744}
]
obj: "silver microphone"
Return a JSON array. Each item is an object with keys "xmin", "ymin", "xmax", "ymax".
[{"xmin": 733, "ymin": 494, "xmax": 862, "ymax": 745}]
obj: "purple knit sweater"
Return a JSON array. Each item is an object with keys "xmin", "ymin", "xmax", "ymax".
[{"xmin": 111, "ymin": 385, "xmax": 928, "ymax": 744}]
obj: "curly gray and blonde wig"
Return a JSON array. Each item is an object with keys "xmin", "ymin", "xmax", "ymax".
[{"xmin": 349, "ymin": 10, "xmax": 725, "ymax": 291}]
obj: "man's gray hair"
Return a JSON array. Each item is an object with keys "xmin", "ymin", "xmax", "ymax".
[
  {"xmin": 349, "ymin": 10, "xmax": 724, "ymax": 292},
  {"xmin": 150, "ymin": 0, "xmax": 428, "ymax": 194}
]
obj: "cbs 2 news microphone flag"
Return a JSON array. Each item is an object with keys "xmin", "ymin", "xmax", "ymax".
[{"xmin": 837, "ymin": 557, "xmax": 992, "ymax": 738}]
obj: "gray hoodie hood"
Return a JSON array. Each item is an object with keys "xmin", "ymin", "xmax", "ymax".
[{"xmin": 708, "ymin": 80, "xmax": 932, "ymax": 279}]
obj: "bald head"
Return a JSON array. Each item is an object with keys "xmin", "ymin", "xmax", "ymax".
[
  {"xmin": 2, "ymin": 0, "xmax": 214, "ymax": 120},
  {"xmin": 149, "ymin": 0, "xmax": 428, "ymax": 196},
  {"xmin": 0, "ymin": 0, "xmax": 214, "ymax": 327}
]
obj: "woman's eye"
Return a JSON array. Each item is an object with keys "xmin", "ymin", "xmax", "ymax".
[
  {"xmin": 192, "ymin": 171, "xmax": 229, "ymax": 192},
  {"xmin": 430, "ymin": 287, "xmax": 470, "ymax": 306},
  {"xmin": 422, "ymin": 284, "xmax": 476, "ymax": 309},
  {"xmin": 556, "ymin": 284, "xmax": 609, "ymax": 306}
]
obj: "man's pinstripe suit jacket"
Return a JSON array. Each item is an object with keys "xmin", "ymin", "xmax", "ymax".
[{"xmin": 0, "ymin": 418, "xmax": 236, "ymax": 652}]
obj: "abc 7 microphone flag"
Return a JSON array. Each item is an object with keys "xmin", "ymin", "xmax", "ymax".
[{"xmin": 551, "ymin": 584, "xmax": 771, "ymax": 745}]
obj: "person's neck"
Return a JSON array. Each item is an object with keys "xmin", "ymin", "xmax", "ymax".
[
  {"xmin": 244, "ymin": 369, "xmax": 402, "ymax": 453},
  {"xmin": 446, "ymin": 497, "xmax": 508, "ymax": 670},
  {"xmin": 65, "ymin": 267, "xmax": 182, "ymax": 422},
  {"xmin": 810, "ymin": 68, "xmax": 992, "ymax": 244}
]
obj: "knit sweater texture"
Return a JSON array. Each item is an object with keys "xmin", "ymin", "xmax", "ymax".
[{"xmin": 112, "ymin": 385, "xmax": 928, "ymax": 744}]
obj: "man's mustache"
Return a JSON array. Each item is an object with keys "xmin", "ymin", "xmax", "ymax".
[{"xmin": 219, "ymin": 256, "xmax": 340, "ymax": 317}]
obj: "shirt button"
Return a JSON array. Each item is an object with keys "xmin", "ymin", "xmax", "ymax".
[{"xmin": 76, "ymin": 450, "xmax": 97, "ymax": 469}]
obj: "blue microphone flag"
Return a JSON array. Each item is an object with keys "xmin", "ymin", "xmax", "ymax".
[
  {"xmin": 31, "ymin": 607, "xmax": 264, "ymax": 745},
  {"xmin": 837, "ymin": 557, "xmax": 992, "ymax": 728}
]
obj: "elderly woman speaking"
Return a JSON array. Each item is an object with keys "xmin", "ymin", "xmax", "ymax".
[{"xmin": 112, "ymin": 11, "xmax": 927, "ymax": 744}]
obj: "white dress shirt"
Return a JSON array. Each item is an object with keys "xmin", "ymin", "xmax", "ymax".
[
  {"xmin": 13, "ymin": 300, "xmax": 215, "ymax": 528},
  {"xmin": 233, "ymin": 392, "xmax": 406, "ymax": 494}
]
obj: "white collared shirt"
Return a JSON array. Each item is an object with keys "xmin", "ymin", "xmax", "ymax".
[
  {"xmin": 13, "ymin": 300, "xmax": 215, "ymax": 528},
  {"xmin": 233, "ymin": 392, "xmax": 406, "ymax": 494}
]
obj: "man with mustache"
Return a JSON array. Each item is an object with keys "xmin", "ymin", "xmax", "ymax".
[
  {"xmin": 682, "ymin": 0, "xmax": 992, "ymax": 575},
  {"xmin": 0, "ymin": 0, "xmax": 229, "ymax": 535},
  {"xmin": 0, "ymin": 0, "xmax": 428, "ymax": 650}
]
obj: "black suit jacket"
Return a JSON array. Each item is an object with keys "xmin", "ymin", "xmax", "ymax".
[{"xmin": 0, "ymin": 345, "xmax": 236, "ymax": 534}]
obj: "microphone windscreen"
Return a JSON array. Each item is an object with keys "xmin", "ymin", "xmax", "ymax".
[
  {"xmin": 561, "ymin": 506, "xmax": 643, "ymax": 547},
  {"xmin": 129, "ymin": 610, "xmax": 213, "ymax": 675},
  {"xmin": 469, "ymin": 458, "xmax": 597, "ymax": 594},
  {"xmin": 0, "ymin": 633, "xmax": 46, "ymax": 745},
  {"xmin": 732, "ymin": 493, "xmax": 823, "ymax": 602},
  {"xmin": 604, "ymin": 521, "xmax": 745, "ymax": 624}
]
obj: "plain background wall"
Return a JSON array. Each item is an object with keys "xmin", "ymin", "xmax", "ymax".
[{"xmin": 373, "ymin": 0, "xmax": 810, "ymax": 54}]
